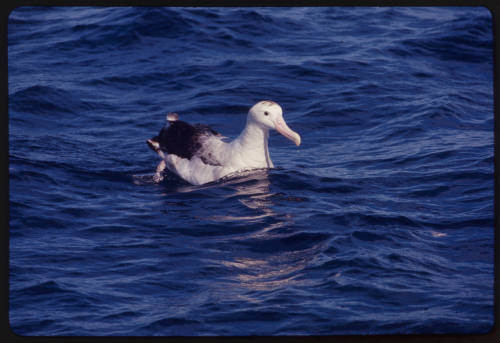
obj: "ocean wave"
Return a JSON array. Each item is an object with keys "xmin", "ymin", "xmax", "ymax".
[{"xmin": 390, "ymin": 19, "xmax": 492, "ymax": 63}]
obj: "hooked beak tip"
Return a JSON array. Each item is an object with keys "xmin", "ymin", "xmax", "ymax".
[
  {"xmin": 274, "ymin": 118, "xmax": 301, "ymax": 147},
  {"xmin": 293, "ymin": 134, "xmax": 301, "ymax": 146}
]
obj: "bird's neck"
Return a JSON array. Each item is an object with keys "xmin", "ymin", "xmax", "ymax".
[
  {"xmin": 237, "ymin": 121, "xmax": 268, "ymax": 149},
  {"xmin": 234, "ymin": 121, "xmax": 273, "ymax": 168}
]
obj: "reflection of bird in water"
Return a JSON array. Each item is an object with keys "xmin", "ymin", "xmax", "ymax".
[
  {"xmin": 140, "ymin": 167, "xmax": 324, "ymax": 295},
  {"xmin": 204, "ymin": 169, "xmax": 278, "ymax": 223},
  {"xmin": 194, "ymin": 170, "xmax": 327, "ymax": 294},
  {"xmin": 220, "ymin": 245, "xmax": 323, "ymax": 294}
]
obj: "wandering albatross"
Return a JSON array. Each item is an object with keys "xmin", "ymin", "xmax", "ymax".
[{"xmin": 147, "ymin": 100, "xmax": 301, "ymax": 185}]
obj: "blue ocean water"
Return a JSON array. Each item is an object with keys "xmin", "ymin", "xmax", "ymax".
[{"xmin": 8, "ymin": 6, "xmax": 494, "ymax": 336}]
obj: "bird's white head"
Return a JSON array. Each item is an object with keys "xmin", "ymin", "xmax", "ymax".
[{"xmin": 247, "ymin": 100, "xmax": 301, "ymax": 146}]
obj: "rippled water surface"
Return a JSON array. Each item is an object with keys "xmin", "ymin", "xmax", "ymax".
[{"xmin": 9, "ymin": 6, "xmax": 494, "ymax": 335}]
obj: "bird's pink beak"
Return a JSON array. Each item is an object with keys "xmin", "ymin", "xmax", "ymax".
[{"xmin": 274, "ymin": 117, "xmax": 301, "ymax": 146}]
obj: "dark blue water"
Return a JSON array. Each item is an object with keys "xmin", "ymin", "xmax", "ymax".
[{"xmin": 8, "ymin": 7, "xmax": 494, "ymax": 336}]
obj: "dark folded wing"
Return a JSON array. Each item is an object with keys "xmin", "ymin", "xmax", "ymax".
[{"xmin": 149, "ymin": 120, "xmax": 222, "ymax": 166}]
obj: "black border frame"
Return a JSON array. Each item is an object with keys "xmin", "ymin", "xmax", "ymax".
[{"xmin": 2, "ymin": 1, "xmax": 498, "ymax": 342}]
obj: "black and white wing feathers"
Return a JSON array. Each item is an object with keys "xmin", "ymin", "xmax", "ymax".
[{"xmin": 147, "ymin": 114, "xmax": 224, "ymax": 166}]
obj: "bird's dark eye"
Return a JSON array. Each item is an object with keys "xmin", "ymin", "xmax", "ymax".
[{"xmin": 264, "ymin": 111, "xmax": 269, "ymax": 116}]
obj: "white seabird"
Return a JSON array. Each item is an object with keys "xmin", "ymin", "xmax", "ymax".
[{"xmin": 147, "ymin": 100, "xmax": 301, "ymax": 185}]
